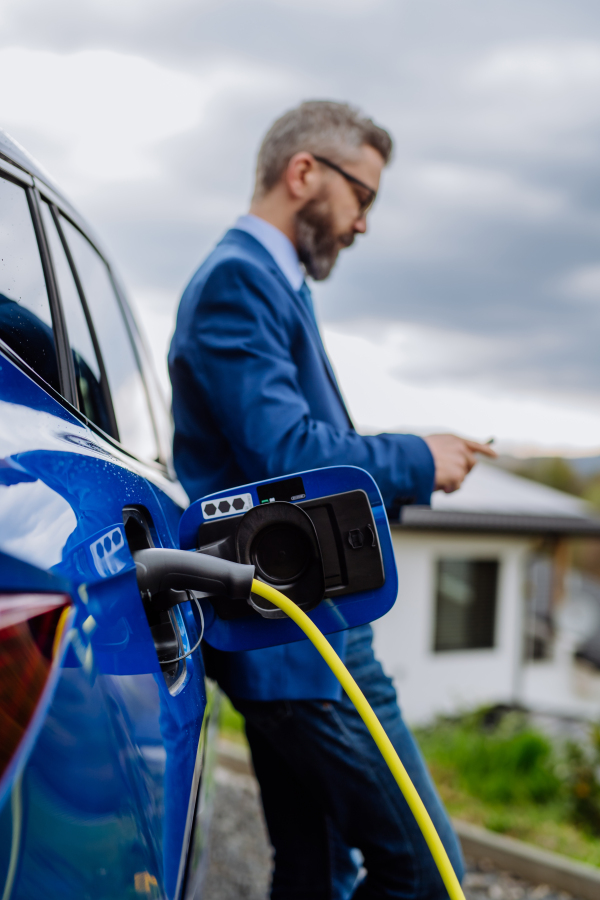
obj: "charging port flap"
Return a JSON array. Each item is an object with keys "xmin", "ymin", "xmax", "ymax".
[{"xmin": 179, "ymin": 466, "xmax": 399, "ymax": 653}]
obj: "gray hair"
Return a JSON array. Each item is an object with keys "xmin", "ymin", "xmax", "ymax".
[{"xmin": 254, "ymin": 100, "xmax": 393, "ymax": 197}]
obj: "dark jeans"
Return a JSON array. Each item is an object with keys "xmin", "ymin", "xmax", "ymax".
[{"xmin": 231, "ymin": 625, "xmax": 464, "ymax": 900}]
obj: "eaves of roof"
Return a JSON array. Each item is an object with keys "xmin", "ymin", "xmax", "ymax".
[{"xmin": 396, "ymin": 507, "xmax": 600, "ymax": 536}]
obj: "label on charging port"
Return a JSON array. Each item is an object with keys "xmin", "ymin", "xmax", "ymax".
[
  {"xmin": 257, "ymin": 476, "xmax": 306, "ymax": 505},
  {"xmin": 201, "ymin": 492, "xmax": 253, "ymax": 519}
]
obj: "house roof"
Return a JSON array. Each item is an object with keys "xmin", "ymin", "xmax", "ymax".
[{"xmin": 398, "ymin": 463, "xmax": 600, "ymax": 536}]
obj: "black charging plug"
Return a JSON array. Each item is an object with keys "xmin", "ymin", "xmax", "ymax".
[{"xmin": 133, "ymin": 548, "xmax": 255, "ymax": 608}]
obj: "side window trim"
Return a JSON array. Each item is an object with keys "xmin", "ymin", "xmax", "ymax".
[
  {"xmin": 108, "ymin": 271, "xmax": 162, "ymax": 462},
  {"xmin": 50, "ymin": 205, "xmax": 120, "ymax": 442},
  {"xmin": 58, "ymin": 211, "xmax": 162, "ymax": 463},
  {"xmin": 0, "ymin": 174, "xmax": 167, "ymax": 471},
  {"xmin": 27, "ymin": 186, "xmax": 78, "ymax": 406},
  {"xmin": 0, "ymin": 158, "xmax": 34, "ymax": 187}
]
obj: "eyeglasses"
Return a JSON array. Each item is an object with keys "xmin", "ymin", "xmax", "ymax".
[{"xmin": 313, "ymin": 155, "xmax": 377, "ymax": 216}]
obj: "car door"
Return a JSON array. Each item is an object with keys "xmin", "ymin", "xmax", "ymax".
[{"xmin": 0, "ymin": 167, "xmax": 211, "ymax": 900}]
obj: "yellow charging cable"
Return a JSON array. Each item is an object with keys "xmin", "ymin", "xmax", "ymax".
[
  {"xmin": 52, "ymin": 605, "xmax": 73, "ymax": 660},
  {"xmin": 251, "ymin": 579, "xmax": 466, "ymax": 900}
]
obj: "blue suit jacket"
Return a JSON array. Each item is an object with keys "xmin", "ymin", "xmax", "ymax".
[{"xmin": 169, "ymin": 229, "xmax": 434, "ymax": 700}]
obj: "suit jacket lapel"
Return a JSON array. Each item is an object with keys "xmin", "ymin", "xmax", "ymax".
[
  {"xmin": 267, "ymin": 261, "xmax": 355, "ymax": 430},
  {"xmin": 224, "ymin": 229, "xmax": 354, "ymax": 428}
]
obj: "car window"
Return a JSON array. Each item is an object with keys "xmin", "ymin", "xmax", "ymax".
[
  {"xmin": 0, "ymin": 176, "xmax": 60, "ymax": 392},
  {"xmin": 59, "ymin": 216, "xmax": 158, "ymax": 461},
  {"xmin": 39, "ymin": 202, "xmax": 116, "ymax": 436}
]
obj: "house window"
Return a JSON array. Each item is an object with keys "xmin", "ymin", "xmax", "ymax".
[{"xmin": 433, "ymin": 559, "xmax": 499, "ymax": 652}]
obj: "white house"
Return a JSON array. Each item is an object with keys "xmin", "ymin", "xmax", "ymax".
[{"xmin": 372, "ymin": 463, "xmax": 600, "ymax": 724}]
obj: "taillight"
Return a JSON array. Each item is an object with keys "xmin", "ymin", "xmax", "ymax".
[{"xmin": 0, "ymin": 593, "xmax": 71, "ymax": 780}]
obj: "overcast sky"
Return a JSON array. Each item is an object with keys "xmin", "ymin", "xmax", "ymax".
[{"xmin": 3, "ymin": 0, "xmax": 600, "ymax": 453}]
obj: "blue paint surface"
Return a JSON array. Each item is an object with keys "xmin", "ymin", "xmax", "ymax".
[{"xmin": 0, "ymin": 357, "xmax": 207, "ymax": 900}]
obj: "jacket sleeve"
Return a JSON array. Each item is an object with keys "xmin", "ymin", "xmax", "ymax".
[{"xmin": 187, "ymin": 259, "xmax": 435, "ymax": 514}]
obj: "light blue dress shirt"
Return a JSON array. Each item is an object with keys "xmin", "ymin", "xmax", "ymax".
[{"xmin": 233, "ymin": 214, "xmax": 305, "ymax": 291}]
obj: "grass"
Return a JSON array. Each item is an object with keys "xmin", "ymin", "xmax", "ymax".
[
  {"xmin": 414, "ymin": 708, "xmax": 600, "ymax": 868},
  {"xmin": 218, "ymin": 694, "xmax": 247, "ymax": 744}
]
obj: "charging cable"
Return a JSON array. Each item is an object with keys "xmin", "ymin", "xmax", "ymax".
[
  {"xmin": 250, "ymin": 578, "xmax": 466, "ymax": 900},
  {"xmin": 161, "ymin": 592, "xmax": 205, "ymax": 665},
  {"xmin": 133, "ymin": 545, "xmax": 464, "ymax": 897}
]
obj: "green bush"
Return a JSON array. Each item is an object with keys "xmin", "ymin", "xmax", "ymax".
[
  {"xmin": 415, "ymin": 708, "xmax": 600, "ymax": 864},
  {"xmin": 562, "ymin": 724, "xmax": 600, "ymax": 835},
  {"xmin": 416, "ymin": 707, "xmax": 561, "ymax": 806}
]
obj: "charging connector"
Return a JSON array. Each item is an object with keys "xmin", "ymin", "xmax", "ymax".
[
  {"xmin": 133, "ymin": 548, "xmax": 255, "ymax": 607},
  {"xmin": 133, "ymin": 548, "xmax": 254, "ymax": 667}
]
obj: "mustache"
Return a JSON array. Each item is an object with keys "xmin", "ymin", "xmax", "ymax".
[{"xmin": 294, "ymin": 195, "xmax": 357, "ymax": 280}]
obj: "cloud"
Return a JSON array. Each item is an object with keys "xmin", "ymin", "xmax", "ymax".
[
  {"xmin": 322, "ymin": 324, "xmax": 600, "ymax": 453},
  {"xmin": 471, "ymin": 41, "xmax": 600, "ymax": 91},
  {"xmin": 264, "ymin": 0, "xmax": 388, "ymax": 11},
  {"xmin": 0, "ymin": 47, "xmax": 291, "ymax": 184},
  {"xmin": 2, "ymin": 1, "xmax": 600, "ymax": 450},
  {"xmin": 409, "ymin": 163, "xmax": 563, "ymax": 218},
  {"xmin": 561, "ymin": 265, "xmax": 600, "ymax": 303},
  {"xmin": 0, "ymin": 48, "xmax": 203, "ymax": 181}
]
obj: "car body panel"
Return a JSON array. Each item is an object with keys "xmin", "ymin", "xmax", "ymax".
[{"xmin": 0, "ymin": 353, "xmax": 211, "ymax": 899}]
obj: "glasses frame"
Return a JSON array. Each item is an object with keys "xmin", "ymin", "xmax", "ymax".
[{"xmin": 313, "ymin": 155, "xmax": 377, "ymax": 215}]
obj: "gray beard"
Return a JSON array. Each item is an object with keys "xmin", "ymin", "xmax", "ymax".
[{"xmin": 295, "ymin": 197, "xmax": 354, "ymax": 281}]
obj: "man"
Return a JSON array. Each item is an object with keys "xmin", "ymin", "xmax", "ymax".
[{"xmin": 170, "ymin": 101, "xmax": 495, "ymax": 899}]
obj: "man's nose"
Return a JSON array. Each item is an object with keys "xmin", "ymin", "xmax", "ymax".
[{"xmin": 354, "ymin": 215, "xmax": 368, "ymax": 234}]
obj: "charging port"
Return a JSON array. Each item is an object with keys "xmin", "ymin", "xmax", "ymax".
[{"xmin": 122, "ymin": 506, "xmax": 188, "ymax": 694}]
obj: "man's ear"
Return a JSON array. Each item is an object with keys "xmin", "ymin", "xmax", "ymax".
[{"xmin": 285, "ymin": 152, "xmax": 321, "ymax": 201}]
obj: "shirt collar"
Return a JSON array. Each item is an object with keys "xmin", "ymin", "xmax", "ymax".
[{"xmin": 233, "ymin": 214, "xmax": 305, "ymax": 292}]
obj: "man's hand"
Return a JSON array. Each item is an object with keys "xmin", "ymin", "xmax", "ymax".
[{"xmin": 424, "ymin": 434, "xmax": 497, "ymax": 494}]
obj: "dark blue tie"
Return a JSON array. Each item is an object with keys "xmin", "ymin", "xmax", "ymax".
[
  {"xmin": 298, "ymin": 280, "xmax": 318, "ymax": 326},
  {"xmin": 297, "ymin": 280, "xmax": 354, "ymax": 429}
]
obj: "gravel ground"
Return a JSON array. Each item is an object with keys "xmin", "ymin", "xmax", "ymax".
[
  {"xmin": 203, "ymin": 765, "xmax": 583, "ymax": 900},
  {"xmin": 203, "ymin": 767, "xmax": 271, "ymax": 900}
]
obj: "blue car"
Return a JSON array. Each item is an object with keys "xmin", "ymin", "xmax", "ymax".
[
  {"xmin": 0, "ymin": 131, "xmax": 399, "ymax": 900},
  {"xmin": 0, "ymin": 130, "xmax": 219, "ymax": 900}
]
